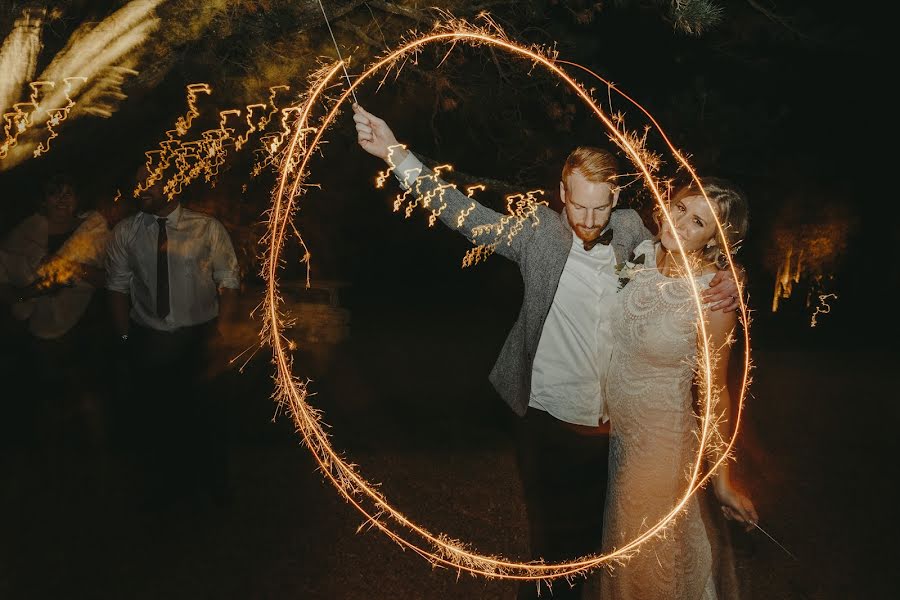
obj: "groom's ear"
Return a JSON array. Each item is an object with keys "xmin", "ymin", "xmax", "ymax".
[
  {"xmin": 612, "ymin": 186, "xmax": 620, "ymax": 207},
  {"xmin": 559, "ymin": 180, "xmax": 567, "ymax": 204}
]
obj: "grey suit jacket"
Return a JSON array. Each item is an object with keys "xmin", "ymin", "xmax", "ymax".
[{"xmin": 403, "ymin": 161, "xmax": 652, "ymax": 416}]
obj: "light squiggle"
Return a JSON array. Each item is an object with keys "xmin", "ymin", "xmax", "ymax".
[
  {"xmin": 810, "ymin": 293, "xmax": 837, "ymax": 328},
  {"xmin": 263, "ymin": 17, "xmax": 750, "ymax": 584},
  {"xmin": 135, "ymin": 83, "xmax": 295, "ymax": 200}
]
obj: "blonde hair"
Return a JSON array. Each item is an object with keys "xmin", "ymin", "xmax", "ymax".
[
  {"xmin": 664, "ymin": 177, "xmax": 750, "ymax": 269},
  {"xmin": 561, "ymin": 146, "xmax": 619, "ymax": 189}
]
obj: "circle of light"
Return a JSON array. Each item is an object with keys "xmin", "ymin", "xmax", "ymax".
[{"xmin": 264, "ymin": 22, "xmax": 750, "ymax": 582}]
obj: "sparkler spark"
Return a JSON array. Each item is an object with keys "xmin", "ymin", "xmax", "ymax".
[{"xmin": 261, "ymin": 15, "xmax": 752, "ymax": 584}]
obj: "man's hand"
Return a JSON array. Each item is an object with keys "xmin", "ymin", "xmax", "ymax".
[
  {"xmin": 352, "ymin": 104, "xmax": 406, "ymax": 164},
  {"xmin": 703, "ymin": 267, "xmax": 745, "ymax": 313}
]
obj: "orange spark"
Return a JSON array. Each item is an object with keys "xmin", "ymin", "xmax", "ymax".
[{"xmin": 261, "ymin": 16, "xmax": 752, "ymax": 583}]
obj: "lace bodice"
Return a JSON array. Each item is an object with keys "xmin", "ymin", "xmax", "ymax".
[{"xmin": 600, "ymin": 241, "xmax": 717, "ymax": 600}]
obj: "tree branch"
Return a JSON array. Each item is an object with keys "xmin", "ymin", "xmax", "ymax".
[
  {"xmin": 366, "ymin": 0, "xmax": 430, "ymax": 24},
  {"xmin": 335, "ymin": 19, "xmax": 384, "ymax": 50},
  {"xmin": 745, "ymin": 0, "xmax": 814, "ymax": 42}
]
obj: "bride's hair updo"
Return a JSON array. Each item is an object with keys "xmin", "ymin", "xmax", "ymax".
[{"xmin": 660, "ymin": 177, "xmax": 750, "ymax": 269}]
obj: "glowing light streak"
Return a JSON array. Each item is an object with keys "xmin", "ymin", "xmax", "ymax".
[
  {"xmin": 2, "ymin": 1, "xmax": 160, "ymax": 170},
  {"xmin": 1, "ymin": 103, "xmax": 34, "ymax": 159},
  {"xmin": 235, "ymin": 104, "xmax": 267, "ymax": 150},
  {"xmin": 175, "ymin": 83, "xmax": 212, "ymax": 136},
  {"xmin": 136, "ymin": 85, "xmax": 299, "ymax": 200},
  {"xmin": 263, "ymin": 17, "xmax": 752, "ymax": 584},
  {"xmin": 33, "ymin": 77, "xmax": 86, "ymax": 158},
  {"xmin": 37, "ymin": 0, "xmax": 162, "ymax": 113},
  {"xmin": 772, "ymin": 246, "xmax": 802, "ymax": 312},
  {"xmin": 0, "ymin": 7, "xmax": 44, "ymax": 114},
  {"xmin": 260, "ymin": 85, "xmax": 291, "ymax": 131},
  {"xmin": 810, "ymin": 293, "xmax": 837, "ymax": 328}
]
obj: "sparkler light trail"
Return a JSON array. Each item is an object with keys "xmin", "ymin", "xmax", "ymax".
[
  {"xmin": 770, "ymin": 210, "xmax": 849, "ymax": 326},
  {"xmin": 0, "ymin": 0, "xmax": 162, "ymax": 170},
  {"xmin": 262, "ymin": 15, "xmax": 753, "ymax": 584},
  {"xmin": 810, "ymin": 293, "xmax": 837, "ymax": 328},
  {"xmin": 0, "ymin": 7, "xmax": 45, "ymax": 114},
  {"xmin": 134, "ymin": 83, "xmax": 294, "ymax": 201},
  {"xmin": 772, "ymin": 245, "xmax": 802, "ymax": 313}
]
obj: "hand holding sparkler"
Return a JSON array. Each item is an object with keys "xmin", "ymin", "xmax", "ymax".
[
  {"xmin": 713, "ymin": 474, "xmax": 758, "ymax": 531},
  {"xmin": 352, "ymin": 104, "xmax": 407, "ymax": 164}
]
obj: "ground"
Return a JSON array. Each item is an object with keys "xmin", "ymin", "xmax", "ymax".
[{"xmin": 0, "ymin": 293, "xmax": 893, "ymax": 599}]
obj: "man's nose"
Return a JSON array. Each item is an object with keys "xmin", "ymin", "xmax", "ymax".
[{"xmin": 584, "ymin": 212, "xmax": 596, "ymax": 228}]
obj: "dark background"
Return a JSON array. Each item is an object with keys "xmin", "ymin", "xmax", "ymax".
[{"xmin": 1, "ymin": 1, "xmax": 895, "ymax": 598}]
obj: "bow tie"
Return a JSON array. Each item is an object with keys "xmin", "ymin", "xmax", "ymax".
[{"xmin": 583, "ymin": 227, "xmax": 614, "ymax": 251}]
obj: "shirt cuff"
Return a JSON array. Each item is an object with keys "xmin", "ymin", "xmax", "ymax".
[
  {"xmin": 214, "ymin": 273, "xmax": 240, "ymax": 289},
  {"xmin": 392, "ymin": 152, "xmax": 424, "ymax": 190},
  {"xmin": 105, "ymin": 275, "xmax": 131, "ymax": 293}
]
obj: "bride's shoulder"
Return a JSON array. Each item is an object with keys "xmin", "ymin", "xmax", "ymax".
[{"xmin": 629, "ymin": 239, "xmax": 656, "ymax": 263}]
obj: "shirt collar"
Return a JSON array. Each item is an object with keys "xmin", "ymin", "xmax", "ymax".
[{"xmin": 143, "ymin": 202, "xmax": 183, "ymax": 229}]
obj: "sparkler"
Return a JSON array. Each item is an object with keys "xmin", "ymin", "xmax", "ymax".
[
  {"xmin": 261, "ymin": 15, "xmax": 752, "ymax": 583},
  {"xmin": 751, "ymin": 521, "xmax": 797, "ymax": 560},
  {"xmin": 316, "ymin": 0, "xmax": 358, "ymax": 105}
]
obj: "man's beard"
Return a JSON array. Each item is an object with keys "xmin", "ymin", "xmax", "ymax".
[{"xmin": 575, "ymin": 226, "xmax": 603, "ymax": 241}]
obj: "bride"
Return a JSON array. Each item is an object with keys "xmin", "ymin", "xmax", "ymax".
[{"xmin": 600, "ymin": 179, "xmax": 758, "ymax": 599}]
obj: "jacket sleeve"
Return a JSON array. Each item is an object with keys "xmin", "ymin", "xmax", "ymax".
[
  {"xmin": 615, "ymin": 208, "xmax": 653, "ymax": 259},
  {"xmin": 390, "ymin": 152, "xmax": 539, "ymax": 263}
]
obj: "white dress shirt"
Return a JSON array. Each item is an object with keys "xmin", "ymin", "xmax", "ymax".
[
  {"xmin": 528, "ymin": 235, "xmax": 620, "ymax": 426},
  {"xmin": 106, "ymin": 203, "xmax": 239, "ymax": 331}
]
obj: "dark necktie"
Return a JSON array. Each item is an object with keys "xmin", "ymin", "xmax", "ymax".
[
  {"xmin": 583, "ymin": 227, "xmax": 614, "ymax": 251},
  {"xmin": 156, "ymin": 218, "xmax": 170, "ymax": 318}
]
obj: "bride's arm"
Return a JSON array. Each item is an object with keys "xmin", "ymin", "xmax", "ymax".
[{"xmin": 704, "ymin": 308, "xmax": 759, "ymax": 529}]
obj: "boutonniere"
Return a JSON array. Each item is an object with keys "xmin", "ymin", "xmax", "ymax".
[{"xmin": 615, "ymin": 251, "xmax": 646, "ymax": 289}]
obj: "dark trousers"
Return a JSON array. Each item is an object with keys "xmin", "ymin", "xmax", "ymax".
[
  {"xmin": 515, "ymin": 408, "xmax": 610, "ymax": 600},
  {"xmin": 127, "ymin": 319, "xmax": 228, "ymax": 505}
]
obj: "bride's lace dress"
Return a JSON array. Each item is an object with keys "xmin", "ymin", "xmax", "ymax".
[{"xmin": 600, "ymin": 241, "xmax": 718, "ymax": 600}]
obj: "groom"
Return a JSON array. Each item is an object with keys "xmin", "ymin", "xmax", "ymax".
[{"xmin": 353, "ymin": 105, "xmax": 740, "ymax": 599}]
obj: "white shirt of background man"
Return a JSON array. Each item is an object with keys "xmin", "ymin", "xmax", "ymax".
[{"xmin": 105, "ymin": 203, "xmax": 239, "ymax": 332}]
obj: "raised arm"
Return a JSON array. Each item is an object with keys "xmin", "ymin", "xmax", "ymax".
[
  {"xmin": 352, "ymin": 104, "xmax": 537, "ymax": 262},
  {"xmin": 704, "ymin": 307, "xmax": 758, "ymax": 530}
]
